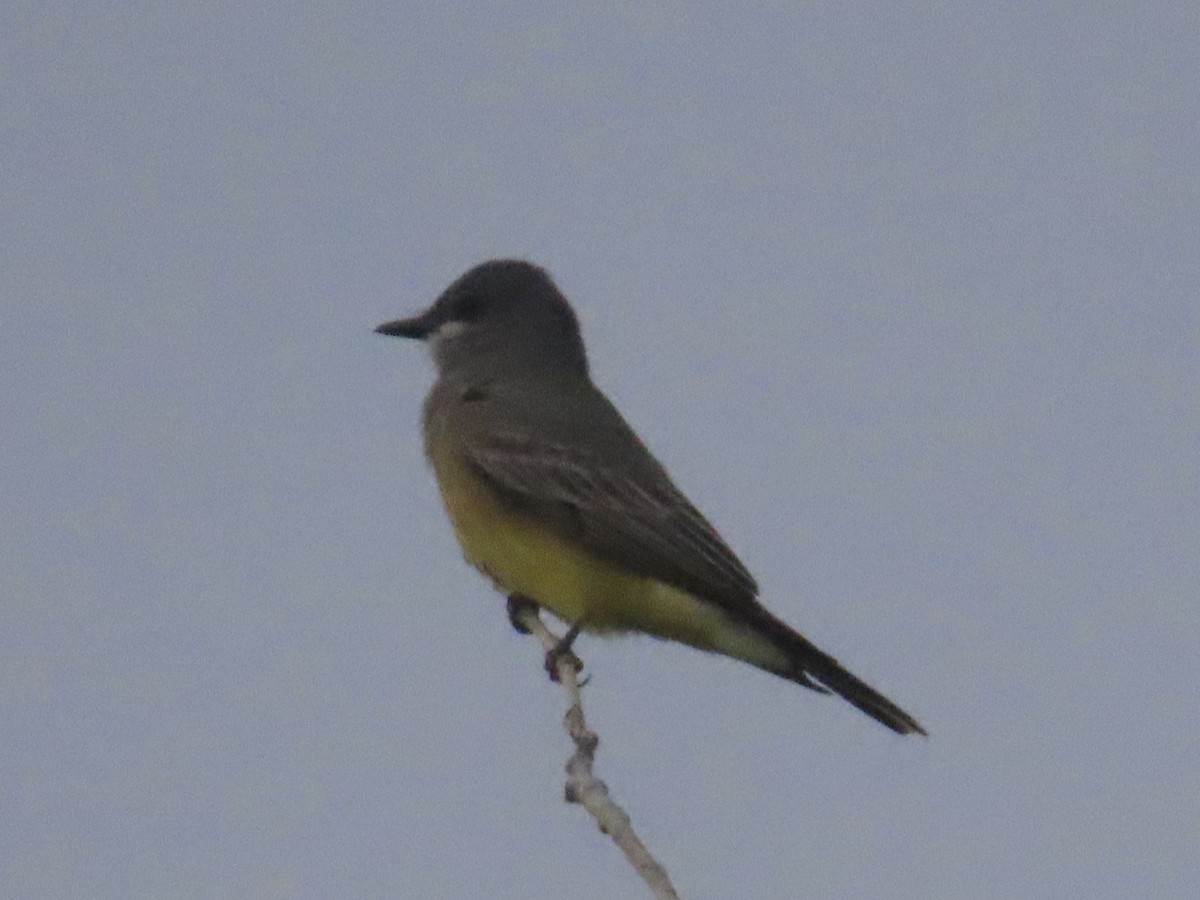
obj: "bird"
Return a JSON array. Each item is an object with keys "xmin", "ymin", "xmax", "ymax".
[{"xmin": 376, "ymin": 259, "xmax": 925, "ymax": 735}]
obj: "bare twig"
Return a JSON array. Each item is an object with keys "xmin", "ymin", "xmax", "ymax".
[{"xmin": 509, "ymin": 603, "xmax": 681, "ymax": 900}]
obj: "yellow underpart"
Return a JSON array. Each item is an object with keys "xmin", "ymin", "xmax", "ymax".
[{"xmin": 430, "ymin": 448, "xmax": 788, "ymax": 673}]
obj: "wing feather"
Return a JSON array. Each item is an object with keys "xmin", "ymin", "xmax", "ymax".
[{"xmin": 462, "ymin": 422, "xmax": 761, "ymax": 615}]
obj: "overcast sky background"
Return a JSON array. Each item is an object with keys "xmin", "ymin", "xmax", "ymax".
[{"xmin": 4, "ymin": 3, "xmax": 1198, "ymax": 898}]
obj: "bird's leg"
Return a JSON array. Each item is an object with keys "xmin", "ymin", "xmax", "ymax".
[
  {"xmin": 506, "ymin": 594, "xmax": 585, "ymax": 683},
  {"xmin": 544, "ymin": 622, "xmax": 583, "ymax": 682}
]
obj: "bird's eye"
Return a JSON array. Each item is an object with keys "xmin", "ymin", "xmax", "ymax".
[{"xmin": 454, "ymin": 293, "xmax": 484, "ymax": 322}]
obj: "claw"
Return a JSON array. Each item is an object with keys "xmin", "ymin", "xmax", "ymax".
[{"xmin": 544, "ymin": 623, "xmax": 583, "ymax": 682}]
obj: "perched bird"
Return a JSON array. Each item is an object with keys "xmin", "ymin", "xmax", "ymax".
[{"xmin": 377, "ymin": 260, "xmax": 925, "ymax": 735}]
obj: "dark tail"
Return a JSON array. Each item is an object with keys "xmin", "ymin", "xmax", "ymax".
[
  {"xmin": 801, "ymin": 652, "xmax": 926, "ymax": 736},
  {"xmin": 759, "ymin": 614, "xmax": 927, "ymax": 736}
]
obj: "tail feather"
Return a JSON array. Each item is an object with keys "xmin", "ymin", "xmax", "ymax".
[
  {"xmin": 803, "ymin": 655, "xmax": 927, "ymax": 736},
  {"xmin": 754, "ymin": 613, "xmax": 927, "ymax": 736}
]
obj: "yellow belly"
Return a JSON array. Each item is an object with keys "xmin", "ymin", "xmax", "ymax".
[
  {"xmin": 429, "ymin": 449, "xmax": 770, "ymax": 660},
  {"xmin": 433, "ymin": 449, "xmax": 639, "ymax": 627}
]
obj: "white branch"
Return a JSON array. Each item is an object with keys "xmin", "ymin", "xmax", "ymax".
[{"xmin": 510, "ymin": 604, "xmax": 681, "ymax": 900}]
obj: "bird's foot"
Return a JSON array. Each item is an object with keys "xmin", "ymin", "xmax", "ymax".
[
  {"xmin": 505, "ymin": 594, "xmax": 538, "ymax": 634},
  {"xmin": 544, "ymin": 623, "xmax": 583, "ymax": 683},
  {"xmin": 506, "ymin": 596, "xmax": 586, "ymax": 683}
]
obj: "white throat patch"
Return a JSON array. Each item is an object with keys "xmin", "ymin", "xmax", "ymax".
[{"xmin": 432, "ymin": 319, "xmax": 467, "ymax": 343}]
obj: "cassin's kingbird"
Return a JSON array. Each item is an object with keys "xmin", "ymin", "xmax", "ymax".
[{"xmin": 377, "ymin": 260, "xmax": 925, "ymax": 735}]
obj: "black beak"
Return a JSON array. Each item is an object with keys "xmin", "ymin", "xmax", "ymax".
[{"xmin": 375, "ymin": 309, "xmax": 437, "ymax": 340}]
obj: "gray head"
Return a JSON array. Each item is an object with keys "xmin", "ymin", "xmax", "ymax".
[{"xmin": 376, "ymin": 260, "xmax": 589, "ymax": 378}]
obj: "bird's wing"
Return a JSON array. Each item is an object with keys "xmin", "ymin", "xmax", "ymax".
[
  {"xmin": 451, "ymin": 388, "xmax": 761, "ymax": 615},
  {"xmin": 444, "ymin": 387, "xmax": 929, "ymax": 735}
]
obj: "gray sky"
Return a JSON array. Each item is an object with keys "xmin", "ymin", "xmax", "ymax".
[{"xmin": 4, "ymin": 3, "xmax": 1198, "ymax": 898}]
